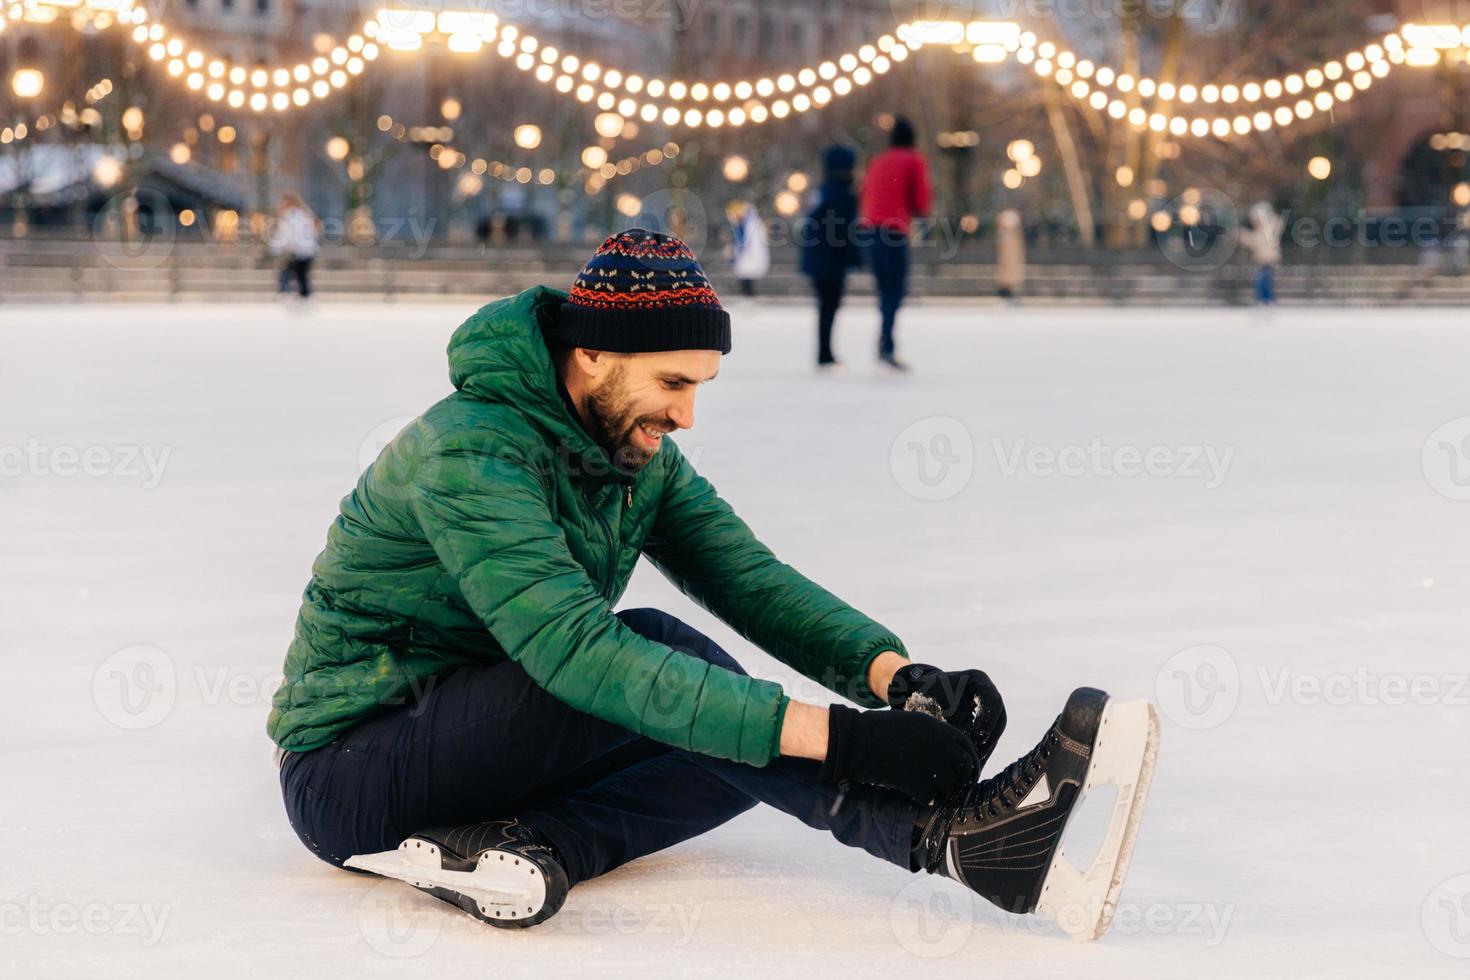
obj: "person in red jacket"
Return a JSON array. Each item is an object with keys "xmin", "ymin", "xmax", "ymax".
[{"xmin": 859, "ymin": 117, "xmax": 932, "ymax": 371}]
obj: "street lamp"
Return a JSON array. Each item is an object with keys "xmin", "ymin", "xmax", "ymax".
[
  {"xmin": 122, "ymin": 106, "xmax": 145, "ymax": 142},
  {"xmin": 593, "ymin": 112, "xmax": 624, "ymax": 139},
  {"xmin": 513, "ymin": 124, "xmax": 542, "ymax": 150},
  {"xmin": 93, "ymin": 156, "xmax": 124, "ymax": 188},
  {"xmin": 11, "ymin": 68, "xmax": 44, "ymax": 100}
]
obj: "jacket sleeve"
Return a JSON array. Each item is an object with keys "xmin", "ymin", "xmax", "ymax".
[
  {"xmin": 910, "ymin": 156, "xmax": 933, "ymax": 218},
  {"xmin": 642, "ymin": 440, "xmax": 908, "ymax": 707},
  {"xmin": 409, "ymin": 424, "xmax": 787, "ymax": 765}
]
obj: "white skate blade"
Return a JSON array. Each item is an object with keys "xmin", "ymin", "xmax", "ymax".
[
  {"xmin": 1035, "ymin": 698, "xmax": 1160, "ymax": 942},
  {"xmin": 345, "ymin": 838, "xmax": 547, "ymax": 920}
]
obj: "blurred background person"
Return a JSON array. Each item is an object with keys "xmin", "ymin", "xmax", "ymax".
[
  {"xmin": 270, "ymin": 193, "xmax": 320, "ymax": 301},
  {"xmin": 1242, "ymin": 201, "xmax": 1284, "ymax": 306},
  {"xmin": 860, "ymin": 116, "xmax": 931, "ymax": 372},
  {"xmin": 727, "ymin": 199, "xmax": 770, "ymax": 298},
  {"xmin": 798, "ymin": 145, "xmax": 863, "ymax": 375},
  {"xmin": 995, "ymin": 208, "xmax": 1026, "ymax": 303}
]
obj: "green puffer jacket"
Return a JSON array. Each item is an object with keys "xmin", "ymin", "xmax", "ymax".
[{"xmin": 267, "ymin": 285, "xmax": 907, "ymax": 765}]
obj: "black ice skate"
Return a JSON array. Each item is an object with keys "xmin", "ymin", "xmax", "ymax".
[
  {"xmin": 345, "ymin": 819, "xmax": 569, "ymax": 928},
  {"xmin": 911, "ymin": 687, "xmax": 1160, "ymax": 941}
]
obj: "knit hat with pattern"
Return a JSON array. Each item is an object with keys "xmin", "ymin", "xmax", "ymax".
[{"xmin": 552, "ymin": 229, "xmax": 731, "ymax": 354}]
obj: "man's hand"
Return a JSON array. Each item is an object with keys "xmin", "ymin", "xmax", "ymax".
[
  {"xmin": 818, "ymin": 704, "xmax": 980, "ymax": 804},
  {"xmin": 887, "ymin": 664, "xmax": 1007, "ymax": 772}
]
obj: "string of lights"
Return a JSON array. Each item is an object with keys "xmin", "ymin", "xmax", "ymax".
[
  {"xmin": 373, "ymin": 11, "xmax": 903, "ymax": 126},
  {"xmin": 124, "ymin": 12, "xmax": 378, "ymax": 112},
  {"xmin": 337, "ymin": 112, "xmax": 681, "ymax": 199},
  {"xmin": 4, "ymin": 0, "xmax": 1469, "ymax": 144},
  {"xmin": 1024, "ymin": 28, "xmax": 1404, "ymax": 139},
  {"xmin": 2, "ymin": 1, "xmax": 378, "ymax": 111}
]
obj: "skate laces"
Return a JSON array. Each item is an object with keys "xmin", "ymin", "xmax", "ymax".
[
  {"xmin": 958, "ymin": 724, "xmax": 1060, "ymax": 825},
  {"xmin": 917, "ymin": 721, "xmax": 1061, "ymax": 874}
]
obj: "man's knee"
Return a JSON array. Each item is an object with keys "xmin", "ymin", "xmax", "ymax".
[{"xmin": 615, "ymin": 607, "xmax": 746, "ymax": 676}]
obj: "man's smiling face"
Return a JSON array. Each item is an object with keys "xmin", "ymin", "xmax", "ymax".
[{"xmin": 568, "ymin": 347, "xmax": 721, "ymax": 473}]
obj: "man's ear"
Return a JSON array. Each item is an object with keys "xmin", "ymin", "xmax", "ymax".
[{"xmin": 572, "ymin": 347, "xmax": 614, "ymax": 380}]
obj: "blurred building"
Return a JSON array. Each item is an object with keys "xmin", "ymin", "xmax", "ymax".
[
  {"xmin": 676, "ymin": 0, "xmax": 896, "ymax": 68},
  {"xmin": 2, "ymin": 0, "xmax": 1466, "ymax": 239}
]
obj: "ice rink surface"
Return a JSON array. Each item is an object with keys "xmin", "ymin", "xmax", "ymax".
[{"xmin": 4, "ymin": 298, "xmax": 1468, "ymax": 977}]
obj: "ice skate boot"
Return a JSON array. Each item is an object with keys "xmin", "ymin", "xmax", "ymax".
[
  {"xmin": 911, "ymin": 688, "xmax": 1160, "ymax": 941},
  {"xmin": 346, "ymin": 818, "xmax": 568, "ymax": 929}
]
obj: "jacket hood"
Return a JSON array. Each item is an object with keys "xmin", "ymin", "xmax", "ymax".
[
  {"xmin": 822, "ymin": 145, "xmax": 856, "ymax": 179},
  {"xmin": 446, "ymin": 284, "xmax": 626, "ymax": 483}
]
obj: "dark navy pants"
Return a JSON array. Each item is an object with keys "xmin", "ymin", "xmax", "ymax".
[
  {"xmin": 868, "ymin": 236, "xmax": 910, "ymax": 358},
  {"xmin": 812, "ymin": 276, "xmax": 846, "ymax": 365},
  {"xmin": 279, "ymin": 607, "xmax": 919, "ymax": 887}
]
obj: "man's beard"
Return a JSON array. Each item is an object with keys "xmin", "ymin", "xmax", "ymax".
[{"xmin": 582, "ymin": 365, "xmax": 670, "ymax": 474}]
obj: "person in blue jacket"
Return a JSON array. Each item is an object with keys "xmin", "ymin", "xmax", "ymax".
[{"xmin": 798, "ymin": 145, "xmax": 863, "ymax": 374}]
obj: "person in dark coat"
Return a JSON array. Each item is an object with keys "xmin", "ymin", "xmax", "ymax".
[{"xmin": 798, "ymin": 145, "xmax": 863, "ymax": 375}]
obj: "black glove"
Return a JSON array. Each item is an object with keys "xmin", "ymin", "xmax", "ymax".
[
  {"xmin": 887, "ymin": 663, "xmax": 1007, "ymax": 772},
  {"xmin": 818, "ymin": 704, "xmax": 980, "ymax": 804}
]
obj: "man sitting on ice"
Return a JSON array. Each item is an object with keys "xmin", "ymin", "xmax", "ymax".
[{"xmin": 267, "ymin": 229, "xmax": 1157, "ymax": 941}]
